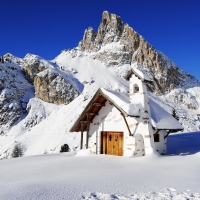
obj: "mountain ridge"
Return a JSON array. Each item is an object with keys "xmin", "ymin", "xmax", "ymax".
[
  {"xmin": 69, "ymin": 11, "xmax": 200, "ymax": 94},
  {"xmin": 0, "ymin": 11, "xmax": 199, "ymax": 159}
]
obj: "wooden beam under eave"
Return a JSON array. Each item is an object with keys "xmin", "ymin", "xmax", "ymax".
[
  {"xmin": 86, "ymin": 115, "xmax": 90, "ymax": 149},
  {"xmin": 164, "ymin": 130, "xmax": 175, "ymax": 139},
  {"xmin": 80, "ymin": 123, "xmax": 84, "ymax": 150},
  {"xmin": 86, "ymin": 113, "xmax": 98, "ymax": 116},
  {"xmin": 154, "ymin": 130, "xmax": 160, "ymax": 135},
  {"xmin": 121, "ymin": 114, "xmax": 132, "ymax": 136},
  {"xmin": 92, "ymin": 103, "xmax": 105, "ymax": 106},
  {"xmin": 80, "ymin": 121, "xmax": 93, "ymax": 123}
]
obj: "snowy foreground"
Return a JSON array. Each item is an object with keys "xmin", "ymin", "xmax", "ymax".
[{"xmin": 0, "ymin": 132, "xmax": 200, "ymax": 200}]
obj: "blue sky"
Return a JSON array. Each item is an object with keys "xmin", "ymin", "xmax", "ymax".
[{"xmin": 1, "ymin": 0, "xmax": 200, "ymax": 80}]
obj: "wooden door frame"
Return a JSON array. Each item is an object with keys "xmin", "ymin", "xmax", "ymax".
[{"xmin": 101, "ymin": 131, "xmax": 124, "ymax": 156}]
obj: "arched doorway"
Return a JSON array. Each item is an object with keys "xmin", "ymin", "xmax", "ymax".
[{"xmin": 134, "ymin": 134, "xmax": 145, "ymax": 157}]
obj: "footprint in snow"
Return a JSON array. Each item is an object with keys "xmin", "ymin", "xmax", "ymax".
[{"xmin": 168, "ymin": 188, "xmax": 176, "ymax": 192}]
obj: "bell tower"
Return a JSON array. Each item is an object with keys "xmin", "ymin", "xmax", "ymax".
[
  {"xmin": 126, "ymin": 67, "xmax": 156, "ymax": 156},
  {"xmin": 128, "ymin": 68, "xmax": 151, "ymax": 113}
]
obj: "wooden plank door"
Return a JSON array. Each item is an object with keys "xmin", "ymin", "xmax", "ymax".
[
  {"xmin": 101, "ymin": 132, "xmax": 123, "ymax": 156},
  {"xmin": 107, "ymin": 132, "xmax": 113, "ymax": 155},
  {"xmin": 113, "ymin": 132, "xmax": 119, "ymax": 156},
  {"xmin": 118, "ymin": 132, "xmax": 123, "ymax": 156},
  {"xmin": 101, "ymin": 132, "xmax": 107, "ymax": 154},
  {"xmin": 113, "ymin": 132, "xmax": 123, "ymax": 156}
]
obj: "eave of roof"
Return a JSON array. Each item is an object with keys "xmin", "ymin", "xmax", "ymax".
[
  {"xmin": 70, "ymin": 88, "xmax": 139, "ymax": 132},
  {"xmin": 69, "ymin": 88, "xmax": 104, "ymax": 132},
  {"xmin": 149, "ymin": 98, "xmax": 183, "ymax": 131}
]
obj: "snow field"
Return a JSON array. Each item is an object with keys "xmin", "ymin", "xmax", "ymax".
[
  {"xmin": 0, "ymin": 132, "xmax": 200, "ymax": 199},
  {"xmin": 82, "ymin": 189, "xmax": 200, "ymax": 200},
  {"xmin": 0, "ymin": 150, "xmax": 200, "ymax": 199}
]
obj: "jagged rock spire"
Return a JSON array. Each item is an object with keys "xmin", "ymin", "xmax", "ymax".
[
  {"xmin": 77, "ymin": 11, "xmax": 184, "ymax": 94},
  {"xmin": 79, "ymin": 11, "xmax": 124, "ymax": 52}
]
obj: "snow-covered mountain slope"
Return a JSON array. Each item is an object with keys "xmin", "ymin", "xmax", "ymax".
[
  {"xmin": 0, "ymin": 11, "xmax": 200, "ymax": 158},
  {"xmin": 0, "ymin": 54, "xmax": 130, "ymax": 158},
  {"xmin": 0, "ymin": 52, "xmax": 199, "ymax": 159}
]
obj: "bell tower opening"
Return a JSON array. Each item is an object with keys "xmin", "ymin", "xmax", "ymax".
[{"xmin": 133, "ymin": 84, "xmax": 139, "ymax": 93}]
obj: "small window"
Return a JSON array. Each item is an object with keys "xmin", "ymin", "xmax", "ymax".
[
  {"xmin": 154, "ymin": 134, "xmax": 159, "ymax": 142},
  {"xmin": 133, "ymin": 84, "xmax": 139, "ymax": 93}
]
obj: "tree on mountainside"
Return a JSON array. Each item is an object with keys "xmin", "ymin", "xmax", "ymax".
[
  {"xmin": 172, "ymin": 108, "xmax": 179, "ymax": 121},
  {"xmin": 11, "ymin": 144, "xmax": 24, "ymax": 158}
]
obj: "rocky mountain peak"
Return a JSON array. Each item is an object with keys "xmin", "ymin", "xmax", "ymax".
[
  {"xmin": 76, "ymin": 11, "xmax": 200, "ymax": 94},
  {"xmin": 79, "ymin": 11, "xmax": 125, "ymax": 52},
  {"xmin": 97, "ymin": 11, "xmax": 124, "ymax": 43},
  {"xmin": 79, "ymin": 27, "xmax": 97, "ymax": 52},
  {"xmin": 78, "ymin": 11, "xmax": 157, "ymax": 66}
]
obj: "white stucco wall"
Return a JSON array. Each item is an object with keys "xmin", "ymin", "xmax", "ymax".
[
  {"xmin": 153, "ymin": 130, "xmax": 167, "ymax": 154},
  {"xmin": 88, "ymin": 101, "xmax": 142, "ymax": 156},
  {"xmin": 134, "ymin": 134, "xmax": 145, "ymax": 157},
  {"xmin": 130, "ymin": 74, "xmax": 150, "ymax": 114}
]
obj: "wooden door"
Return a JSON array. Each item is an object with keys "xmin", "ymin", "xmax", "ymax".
[
  {"xmin": 101, "ymin": 131, "xmax": 107, "ymax": 154},
  {"xmin": 101, "ymin": 132, "xmax": 123, "ymax": 156}
]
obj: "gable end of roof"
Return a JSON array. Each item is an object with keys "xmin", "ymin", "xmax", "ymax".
[{"xmin": 125, "ymin": 69, "xmax": 152, "ymax": 83}]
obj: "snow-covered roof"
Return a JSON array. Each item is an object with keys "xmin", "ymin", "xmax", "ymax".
[
  {"xmin": 70, "ymin": 88, "xmax": 183, "ymax": 132},
  {"xmin": 149, "ymin": 99, "xmax": 183, "ymax": 130},
  {"xmin": 125, "ymin": 67, "xmax": 152, "ymax": 83},
  {"xmin": 101, "ymin": 88, "xmax": 140, "ymax": 117},
  {"xmin": 70, "ymin": 88, "xmax": 140, "ymax": 132},
  {"xmin": 102, "ymin": 88, "xmax": 182, "ymax": 130},
  {"xmin": 133, "ymin": 68, "xmax": 152, "ymax": 82}
]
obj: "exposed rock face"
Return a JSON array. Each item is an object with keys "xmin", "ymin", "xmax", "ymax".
[
  {"xmin": 79, "ymin": 11, "xmax": 124, "ymax": 52},
  {"xmin": 22, "ymin": 54, "xmax": 47, "ymax": 83},
  {"xmin": 23, "ymin": 62, "xmax": 46, "ymax": 83},
  {"xmin": 22, "ymin": 54, "xmax": 80, "ymax": 105},
  {"xmin": 34, "ymin": 69, "xmax": 79, "ymax": 105},
  {"xmin": 76, "ymin": 11, "xmax": 198, "ymax": 94},
  {"xmin": 0, "ymin": 57, "xmax": 33, "ymax": 131}
]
